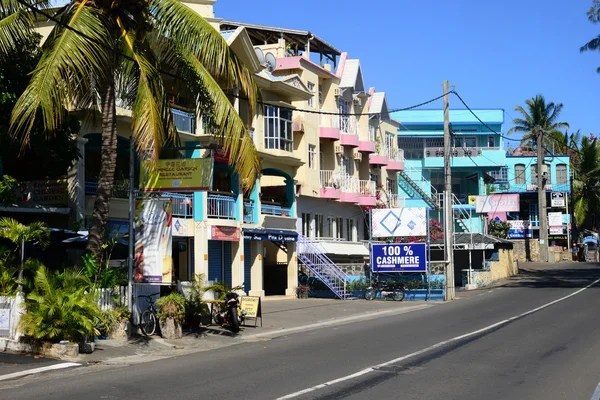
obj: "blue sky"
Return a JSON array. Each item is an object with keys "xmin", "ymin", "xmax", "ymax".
[{"xmin": 216, "ymin": 0, "xmax": 600, "ymax": 145}]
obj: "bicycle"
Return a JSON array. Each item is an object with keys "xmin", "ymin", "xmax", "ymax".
[{"xmin": 138, "ymin": 293, "xmax": 160, "ymax": 336}]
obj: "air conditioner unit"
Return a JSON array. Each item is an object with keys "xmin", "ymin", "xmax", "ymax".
[
  {"xmin": 334, "ymin": 88, "xmax": 341, "ymax": 97},
  {"xmin": 353, "ymin": 151, "xmax": 362, "ymax": 161},
  {"xmin": 335, "ymin": 145, "xmax": 343, "ymax": 154}
]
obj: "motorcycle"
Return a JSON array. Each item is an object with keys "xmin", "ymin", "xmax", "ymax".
[
  {"xmin": 213, "ymin": 284, "xmax": 246, "ymax": 332},
  {"xmin": 364, "ymin": 276, "xmax": 406, "ymax": 301}
]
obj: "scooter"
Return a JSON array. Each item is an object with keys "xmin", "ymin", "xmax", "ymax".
[{"xmin": 213, "ymin": 284, "xmax": 246, "ymax": 332}]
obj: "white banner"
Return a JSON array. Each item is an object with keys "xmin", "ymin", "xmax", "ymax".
[
  {"xmin": 372, "ymin": 207, "xmax": 427, "ymax": 238},
  {"xmin": 548, "ymin": 212, "xmax": 563, "ymax": 227},
  {"xmin": 551, "ymin": 192, "xmax": 565, "ymax": 207},
  {"xmin": 134, "ymin": 199, "xmax": 173, "ymax": 284}
]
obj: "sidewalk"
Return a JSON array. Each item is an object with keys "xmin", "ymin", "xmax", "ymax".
[{"xmin": 74, "ymin": 297, "xmax": 436, "ymax": 366}]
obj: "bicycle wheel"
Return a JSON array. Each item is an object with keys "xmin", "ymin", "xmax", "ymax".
[
  {"xmin": 364, "ymin": 288, "xmax": 377, "ymax": 300},
  {"xmin": 140, "ymin": 309, "xmax": 156, "ymax": 336},
  {"xmin": 392, "ymin": 289, "xmax": 405, "ymax": 302}
]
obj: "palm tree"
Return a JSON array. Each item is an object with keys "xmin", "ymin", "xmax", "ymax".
[
  {"xmin": 507, "ymin": 95, "xmax": 569, "ymax": 147},
  {"xmin": 0, "ymin": 0, "xmax": 260, "ymax": 261},
  {"xmin": 573, "ymin": 137, "xmax": 600, "ymax": 230},
  {"xmin": 581, "ymin": 1, "xmax": 600, "ymax": 72}
]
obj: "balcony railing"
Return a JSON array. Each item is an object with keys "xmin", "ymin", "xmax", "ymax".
[
  {"xmin": 388, "ymin": 194, "xmax": 406, "ymax": 208},
  {"xmin": 424, "ymin": 147, "xmax": 501, "ymax": 158},
  {"xmin": 359, "ymin": 180, "xmax": 376, "ymax": 196},
  {"xmin": 368, "ymin": 126, "xmax": 376, "ymax": 142},
  {"xmin": 207, "ymin": 193, "xmax": 236, "ymax": 219},
  {"xmin": 489, "ymin": 167, "xmax": 509, "ymax": 182},
  {"xmin": 340, "ymin": 174, "xmax": 359, "ymax": 193},
  {"xmin": 163, "ymin": 192, "xmax": 194, "ymax": 218},
  {"xmin": 385, "ymin": 147, "xmax": 404, "ymax": 161},
  {"xmin": 338, "ymin": 116, "xmax": 359, "ymax": 136},
  {"xmin": 243, "ymin": 200, "xmax": 256, "ymax": 224},
  {"xmin": 171, "ymin": 107, "xmax": 196, "ymax": 134},
  {"xmin": 261, "ymin": 203, "xmax": 292, "ymax": 217},
  {"xmin": 320, "ymin": 170, "xmax": 340, "ymax": 188}
]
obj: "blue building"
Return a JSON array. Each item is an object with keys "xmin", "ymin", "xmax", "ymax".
[{"xmin": 391, "ymin": 109, "xmax": 507, "ymax": 233}]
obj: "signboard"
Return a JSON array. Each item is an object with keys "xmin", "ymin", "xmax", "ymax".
[
  {"xmin": 240, "ymin": 296, "xmax": 262, "ymax": 327},
  {"xmin": 548, "ymin": 212, "xmax": 563, "ymax": 227},
  {"xmin": 475, "ymin": 194, "xmax": 520, "ymax": 213},
  {"xmin": 139, "ymin": 158, "xmax": 213, "ymax": 192},
  {"xmin": 372, "ymin": 243, "xmax": 427, "ymax": 273},
  {"xmin": 372, "ymin": 208, "xmax": 427, "ymax": 238},
  {"xmin": 244, "ymin": 230, "xmax": 298, "ymax": 242},
  {"xmin": 550, "ymin": 226, "xmax": 565, "ymax": 235},
  {"xmin": 209, "ymin": 226, "xmax": 240, "ymax": 241},
  {"xmin": 173, "ymin": 218, "xmax": 189, "ymax": 236},
  {"xmin": 0, "ymin": 307, "xmax": 10, "ymax": 336},
  {"xmin": 507, "ymin": 220, "xmax": 533, "ymax": 239},
  {"xmin": 134, "ymin": 199, "xmax": 173, "ymax": 284},
  {"xmin": 468, "ymin": 195, "xmax": 477, "ymax": 205},
  {"xmin": 551, "ymin": 192, "xmax": 566, "ymax": 207},
  {"xmin": 16, "ymin": 180, "xmax": 68, "ymax": 206}
]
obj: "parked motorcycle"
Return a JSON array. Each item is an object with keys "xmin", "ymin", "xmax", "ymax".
[
  {"xmin": 213, "ymin": 283, "xmax": 246, "ymax": 332},
  {"xmin": 364, "ymin": 276, "xmax": 406, "ymax": 301}
]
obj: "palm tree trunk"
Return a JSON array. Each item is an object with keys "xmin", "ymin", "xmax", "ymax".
[{"xmin": 85, "ymin": 69, "xmax": 118, "ymax": 263}]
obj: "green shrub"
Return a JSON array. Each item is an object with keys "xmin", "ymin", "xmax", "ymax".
[
  {"xmin": 155, "ymin": 293, "xmax": 186, "ymax": 323},
  {"xmin": 185, "ymin": 273, "xmax": 210, "ymax": 321},
  {"xmin": 347, "ymin": 278, "xmax": 369, "ymax": 292},
  {"xmin": 19, "ymin": 265, "xmax": 101, "ymax": 343}
]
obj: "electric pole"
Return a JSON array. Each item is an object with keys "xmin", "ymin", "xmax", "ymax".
[
  {"xmin": 537, "ymin": 128, "xmax": 549, "ymax": 262},
  {"xmin": 443, "ymin": 80, "xmax": 455, "ymax": 300}
]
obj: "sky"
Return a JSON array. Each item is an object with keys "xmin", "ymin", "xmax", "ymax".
[{"xmin": 215, "ymin": 0, "xmax": 600, "ymax": 145}]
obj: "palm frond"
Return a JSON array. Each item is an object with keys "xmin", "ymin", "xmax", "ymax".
[
  {"xmin": 581, "ymin": 36, "xmax": 600, "ymax": 52},
  {"xmin": 10, "ymin": 1, "xmax": 111, "ymax": 148},
  {"xmin": 0, "ymin": 9, "xmax": 33, "ymax": 55}
]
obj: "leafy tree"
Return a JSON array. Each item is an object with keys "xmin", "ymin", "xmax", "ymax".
[
  {"xmin": 0, "ymin": 217, "xmax": 49, "ymax": 284},
  {"xmin": 573, "ymin": 137, "xmax": 600, "ymax": 229},
  {"xmin": 581, "ymin": 0, "xmax": 600, "ymax": 72},
  {"xmin": 507, "ymin": 95, "xmax": 569, "ymax": 147},
  {"xmin": 488, "ymin": 220, "xmax": 511, "ymax": 239},
  {"xmin": 1, "ymin": 0, "xmax": 260, "ymax": 262}
]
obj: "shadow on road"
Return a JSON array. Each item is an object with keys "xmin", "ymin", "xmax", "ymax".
[{"xmin": 500, "ymin": 263, "xmax": 600, "ymax": 289}]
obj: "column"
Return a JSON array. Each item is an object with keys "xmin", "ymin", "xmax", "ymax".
[
  {"xmin": 285, "ymin": 241, "xmax": 298, "ymax": 296},
  {"xmin": 478, "ymin": 170, "xmax": 485, "ymax": 195},
  {"xmin": 231, "ymin": 240, "xmax": 244, "ymax": 290},
  {"xmin": 285, "ymin": 178, "xmax": 296, "ymax": 218},
  {"xmin": 193, "ymin": 223, "xmax": 208, "ymax": 278},
  {"xmin": 249, "ymin": 241, "xmax": 265, "ymax": 298}
]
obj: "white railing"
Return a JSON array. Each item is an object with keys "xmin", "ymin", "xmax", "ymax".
[
  {"xmin": 424, "ymin": 147, "xmax": 501, "ymax": 158},
  {"xmin": 338, "ymin": 116, "xmax": 359, "ymax": 136},
  {"xmin": 98, "ymin": 286, "xmax": 128, "ymax": 311},
  {"xmin": 320, "ymin": 170, "xmax": 340, "ymax": 188},
  {"xmin": 359, "ymin": 180, "xmax": 376, "ymax": 196},
  {"xmin": 385, "ymin": 147, "xmax": 405, "ymax": 161},
  {"xmin": 340, "ymin": 174, "xmax": 359, "ymax": 193},
  {"xmin": 388, "ymin": 194, "xmax": 406, "ymax": 208},
  {"xmin": 369, "ymin": 126, "xmax": 376, "ymax": 142}
]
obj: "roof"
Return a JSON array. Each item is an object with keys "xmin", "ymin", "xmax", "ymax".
[
  {"xmin": 339, "ymin": 59, "xmax": 365, "ymax": 92},
  {"xmin": 220, "ymin": 30, "xmax": 236, "ymax": 41},
  {"xmin": 369, "ymin": 92, "xmax": 388, "ymax": 115},
  {"xmin": 391, "ymin": 109, "xmax": 504, "ymax": 125},
  {"xmin": 318, "ymin": 241, "xmax": 370, "ymax": 257},
  {"xmin": 274, "ymin": 56, "xmax": 338, "ymax": 79},
  {"xmin": 430, "ymin": 232, "xmax": 513, "ymax": 249}
]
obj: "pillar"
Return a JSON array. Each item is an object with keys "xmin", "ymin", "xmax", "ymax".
[
  {"xmin": 249, "ymin": 241, "xmax": 264, "ymax": 297},
  {"xmin": 285, "ymin": 178, "xmax": 296, "ymax": 217},
  {"xmin": 231, "ymin": 240, "xmax": 244, "ymax": 290},
  {"xmin": 285, "ymin": 241, "xmax": 298, "ymax": 296},
  {"xmin": 193, "ymin": 223, "xmax": 208, "ymax": 278}
]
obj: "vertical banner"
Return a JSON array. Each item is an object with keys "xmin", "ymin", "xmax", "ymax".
[{"xmin": 134, "ymin": 199, "xmax": 173, "ymax": 284}]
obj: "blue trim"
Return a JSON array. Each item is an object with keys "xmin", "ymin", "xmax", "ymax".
[{"xmin": 243, "ymin": 228, "xmax": 298, "ymax": 242}]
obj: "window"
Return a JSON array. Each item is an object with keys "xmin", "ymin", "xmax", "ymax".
[
  {"xmin": 346, "ymin": 219, "xmax": 355, "ymax": 242},
  {"xmin": 556, "ymin": 164, "xmax": 567, "ymax": 184},
  {"xmin": 387, "ymin": 178, "xmax": 396, "ymax": 195},
  {"xmin": 327, "ymin": 216, "xmax": 334, "ymax": 237},
  {"xmin": 515, "ymin": 164, "xmax": 525, "ymax": 184},
  {"xmin": 302, "ymin": 213, "xmax": 311, "ymax": 237},
  {"xmin": 315, "ymin": 214, "xmax": 324, "ymax": 238},
  {"xmin": 385, "ymin": 132, "xmax": 395, "ymax": 158},
  {"xmin": 307, "ymin": 82, "xmax": 315, "ymax": 107},
  {"xmin": 264, "ymin": 105, "xmax": 293, "ymax": 152},
  {"xmin": 488, "ymin": 136, "xmax": 495, "ymax": 147},
  {"xmin": 454, "ymin": 136, "xmax": 477, "ymax": 148},
  {"xmin": 340, "ymin": 155, "xmax": 353, "ymax": 176},
  {"xmin": 318, "ymin": 83, "xmax": 324, "ymax": 108},
  {"xmin": 308, "ymin": 144, "xmax": 317, "ymax": 169},
  {"xmin": 531, "ymin": 164, "xmax": 538, "ymax": 184},
  {"xmin": 319, "ymin": 151, "xmax": 324, "ymax": 170},
  {"xmin": 370, "ymin": 173, "xmax": 379, "ymax": 186},
  {"xmin": 335, "ymin": 217, "xmax": 344, "ymax": 239}
]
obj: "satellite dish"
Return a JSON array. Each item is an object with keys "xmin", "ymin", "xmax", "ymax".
[
  {"xmin": 254, "ymin": 47, "xmax": 265, "ymax": 66},
  {"xmin": 265, "ymin": 52, "xmax": 277, "ymax": 72}
]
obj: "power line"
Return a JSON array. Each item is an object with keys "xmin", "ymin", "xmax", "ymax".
[{"xmin": 15, "ymin": 0, "xmax": 448, "ymax": 118}]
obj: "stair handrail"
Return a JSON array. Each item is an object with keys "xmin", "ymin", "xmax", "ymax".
[{"xmin": 297, "ymin": 235, "xmax": 349, "ymax": 298}]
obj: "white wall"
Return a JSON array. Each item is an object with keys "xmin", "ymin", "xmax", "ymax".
[{"xmin": 296, "ymin": 196, "xmax": 365, "ymax": 241}]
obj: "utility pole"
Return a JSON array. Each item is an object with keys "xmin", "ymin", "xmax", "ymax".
[
  {"xmin": 537, "ymin": 128, "xmax": 549, "ymax": 262},
  {"xmin": 443, "ymin": 80, "xmax": 455, "ymax": 300}
]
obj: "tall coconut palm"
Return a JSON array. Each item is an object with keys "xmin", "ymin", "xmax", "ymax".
[
  {"xmin": 573, "ymin": 137, "xmax": 600, "ymax": 230},
  {"xmin": 507, "ymin": 95, "xmax": 569, "ymax": 147},
  {"xmin": 0, "ymin": 0, "xmax": 260, "ymax": 261},
  {"xmin": 580, "ymin": 0, "xmax": 600, "ymax": 72}
]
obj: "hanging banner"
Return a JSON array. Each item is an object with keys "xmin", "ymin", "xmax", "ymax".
[
  {"xmin": 507, "ymin": 220, "xmax": 533, "ymax": 239},
  {"xmin": 476, "ymin": 194, "xmax": 520, "ymax": 213},
  {"xmin": 371, "ymin": 207, "xmax": 427, "ymax": 238},
  {"xmin": 134, "ymin": 199, "xmax": 173, "ymax": 284},
  {"xmin": 139, "ymin": 158, "xmax": 213, "ymax": 192}
]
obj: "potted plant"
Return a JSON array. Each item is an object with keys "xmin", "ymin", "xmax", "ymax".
[
  {"xmin": 184, "ymin": 273, "xmax": 211, "ymax": 328},
  {"xmin": 155, "ymin": 292, "xmax": 186, "ymax": 339},
  {"xmin": 99, "ymin": 305, "xmax": 130, "ymax": 339},
  {"xmin": 295, "ymin": 284, "xmax": 311, "ymax": 299}
]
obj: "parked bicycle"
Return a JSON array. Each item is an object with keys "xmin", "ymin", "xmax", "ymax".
[
  {"xmin": 138, "ymin": 293, "xmax": 160, "ymax": 336},
  {"xmin": 364, "ymin": 276, "xmax": 406, "ymax": 301}
]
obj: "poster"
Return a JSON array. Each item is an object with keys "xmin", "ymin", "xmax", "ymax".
[
  {"xmin": 134, "ymin": 199, "xmax": 173, "ymax": 284},
  {"xmin": 507, "ymin": 220, "xmax": 533, "ymax": 239},
  {"xmin": 372, "ymin": 207, "xmax": 427, "ymax": 238},
  {"xmin": 475, "ymin": 194, "xmax": 520, "ymax": 213},
  {"xmin": 139, "ymin": 158, "xmax": 213, "ymax": 192},
  {"xmin": 548, "ymin": 212, "xmax": 563, "ymax": 227}
]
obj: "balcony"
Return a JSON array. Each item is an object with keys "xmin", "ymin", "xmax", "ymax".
[
  {"xmin": 319, "ymin": 116, "xmax": 341, "ymax": 140},
  {"xmin": 487, "ymin": 182, "xmax": 570, "ymax": 194},
  {"xmin": 243, "ymin": 200, "xmax": 256, "ymax": 224},
  {"xmin": 423, "ymin": 146, "xmax": 505, "ymax": 168},
  {"xmin": 359, "ymin": 180, "xmax": 376, "ymax": 206},
  {"xmin": 164, "ymin": 193, "xmax": 194, "ymax": 218},
  {"xmin": 171, "ymin": 107, "xmax": 196, "ymax": 134},
  {"xmin": 339, "ymin": 116, "xmax": 359, "ymax": 147},
  {"xmin": 388, "ymin": 194, "xmax": 406, "ymax": 208},
  {"xmin": 369, "ymin": 153, "xmax": 389, "ymax": 166},
  {"xmin": 261, "ymin": 203, "xmax": 292, "ymax": 217},
  {"xmin": 320, "ymin": 170, "xmax": 341, "ymax": 199},
  {"xmin": 340, "ymin": 175, "xmax": 360, "ymax": 203},
  {"xmin": 385, "ymin": 148, "xmax": 405, "ymax": 171},
  {"xmin": 207, "ymin": 193, "xmax": 236, "ymax": 219}
]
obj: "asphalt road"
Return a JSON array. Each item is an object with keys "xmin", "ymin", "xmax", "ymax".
[{"xmin": 2, "ymin": 262, "xmax": 600, "ymax": 400}]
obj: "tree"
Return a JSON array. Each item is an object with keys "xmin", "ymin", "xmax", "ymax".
[
  {"xmin": 1, "ymin": 0, "xmax": 260, "ymax": 261},
  {"xmin": 581, "ymin": 0, "xmax": 600, "ymax": 72},
  {"xmin": 573, "ymin": 137, "xmax": 600, "ymax": 230},
  {"xmin": 507, "ymin": 95, "xmax": 569, "ymax": 147}
]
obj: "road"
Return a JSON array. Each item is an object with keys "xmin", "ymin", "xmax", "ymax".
[{"xmin": 2, "ymin": 262, "xmax": 600, "ymax": 400}]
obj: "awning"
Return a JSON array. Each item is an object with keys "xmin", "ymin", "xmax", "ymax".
[
  {"xmin": 318, "ymin": 241, "xmax": 370, "ymax": 257},
  {"xmin": 243, "ymin": 228, "xmax": 298, "ymax": 242}
]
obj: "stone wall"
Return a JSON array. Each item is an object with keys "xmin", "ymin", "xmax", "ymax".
[
  {"xmin": 462, "ymin": 247, "xmax": 518, "ymax": 289},
  {"xmin": 511, "ymin": 239, "xmax": 540, "ymax": 262}
]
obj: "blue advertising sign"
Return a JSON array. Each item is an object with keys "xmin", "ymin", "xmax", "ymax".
[{"xmin": 372, "ymin": 243, "xmax": 427, "ymax": 273}]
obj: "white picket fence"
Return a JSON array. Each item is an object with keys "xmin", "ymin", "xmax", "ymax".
[{"xmin": 98, "ymin": 286, "xmax": 128, "ymax": 311}]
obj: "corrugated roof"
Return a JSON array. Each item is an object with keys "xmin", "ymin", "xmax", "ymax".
[
  {"xmin": 340, "ymin": 59, "xmax": 361, "ymax": 89},
  {"xmin": 369, "ymin": 92, "xmax": 385, "ymax": 114}
]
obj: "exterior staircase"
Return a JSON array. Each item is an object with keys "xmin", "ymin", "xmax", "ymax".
[
  {"xmin": 435, "ymin": 193, "xmax": 472, "ymax": 233},
  {"xmin": 297, "ymin": 234, "xmax": 350, "ymax": 299},
  {"xmin": 398, "ymin": 169, "xmax": 440, "ymax": 210}
]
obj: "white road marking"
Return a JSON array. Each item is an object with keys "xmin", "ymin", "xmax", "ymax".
[
  {"xmin": 590, "ymin": 382, "xmax": 600, "ymax": 400},
  {"xmin": 276, "ymin": 278, "xmax": 600, "ymax": 400},
  {"xmin": 0, "ymin": 362, "xmax": 80, "ymax": 382}
]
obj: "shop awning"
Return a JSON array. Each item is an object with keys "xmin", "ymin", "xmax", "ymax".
[
  {"xmin": 318, "ymin": 241, "xmax": 370, "ymax": 257},
  {"xmin": 243, "ymin": 228, "xmax": 298, "ymax": 242}
]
